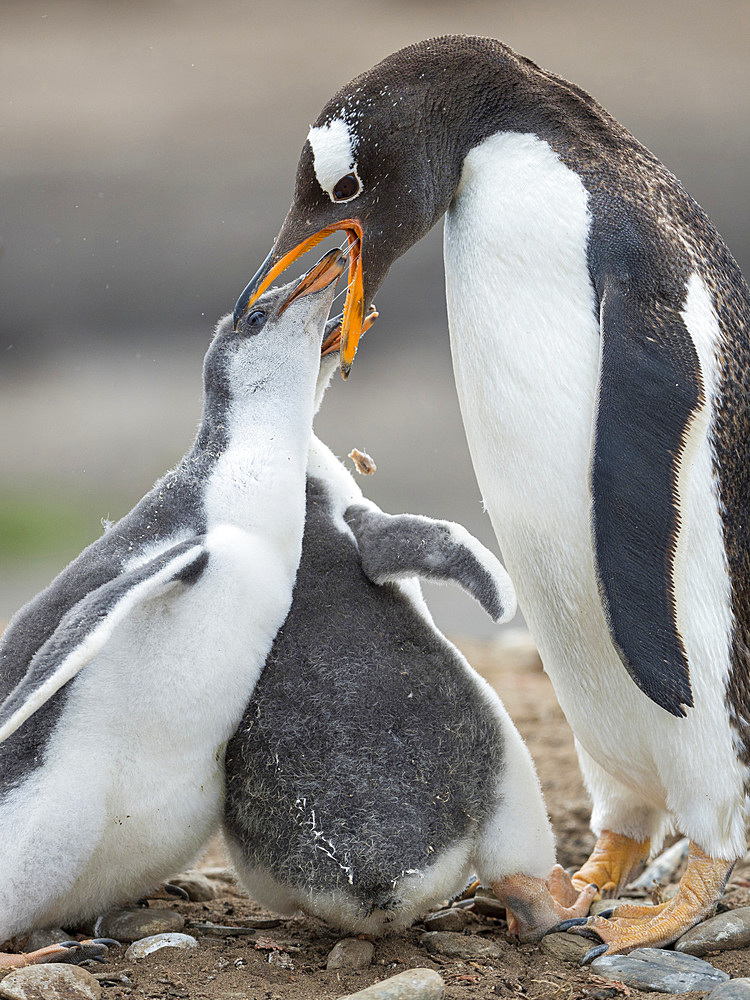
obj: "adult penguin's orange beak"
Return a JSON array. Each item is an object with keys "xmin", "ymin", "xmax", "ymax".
[{"xmin": 234, "ymin": 220, "xmax": 364, "ymax": 378}]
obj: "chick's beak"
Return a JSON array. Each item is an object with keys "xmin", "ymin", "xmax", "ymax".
[
  {"xmin": 234, "ymin": 219, "xmax": 365, "ymax": 378},
  {"xmin": 321, "ymin": 304, "xmax": 379, "ymax": 358},
  {"xmin": 278, "ymin": 247, "xmax": 348, "ymax": 313}
]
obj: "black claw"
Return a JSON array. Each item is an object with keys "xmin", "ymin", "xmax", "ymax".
[
  {"xmin": 62, "ymin": 939, "xmax": 118, "ymax": 966},
  {"xmin": 554, "ymin": 917, "xmax": 589, "ymax": 931},
  {"xmin": 582, "ymin": 943, "xmax": 609, "ymax": 964},
  {"xmin": 571, "ymin": 925, "xmax": 606, "ymax": 942},
  {"xmin": 164, "ymin": 882, "xmax": 190, "ymax": 900},
  {"xmin": 45, "ymin": 942, "xmax": 83, "ymax": 965},
  {"xmin": 597, "ymin": 908, "xmax": 616, "ymax": 920}
]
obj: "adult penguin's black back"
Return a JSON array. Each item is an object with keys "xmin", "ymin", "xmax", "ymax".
[{"xmin": 232, "ymin": 35, "xmax": 750, "ymax": 952}]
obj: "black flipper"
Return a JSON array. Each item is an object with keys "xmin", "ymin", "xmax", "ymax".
[
  {"xmin": 0, "ymin": 537, "xmax": 209, "ymax": 742},
  {"xmin": 592, "ymin": 275, "xmax": 702, "ymax": 717},
  {"xmin": 343, "ymin": 505, "xmax": 516, "ymax": 623}
]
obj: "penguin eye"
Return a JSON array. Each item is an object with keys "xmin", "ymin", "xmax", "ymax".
[
  {"xmin": 243, "ymin": 309, "xmax": 266, "ymax": 334},
  {"xmin": 332, "ymin": 173, "xmax": 360, "ymax": 201}
]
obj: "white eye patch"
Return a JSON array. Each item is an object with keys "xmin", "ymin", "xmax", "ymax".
[{"xmin": 307, "ymin": 117, "xmax": 362, "ymax": 203}]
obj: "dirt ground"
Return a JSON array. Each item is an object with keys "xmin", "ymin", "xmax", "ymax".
[{"xmin": 26, "ymin": 635, "xmax": 747, "ymax": 1000}]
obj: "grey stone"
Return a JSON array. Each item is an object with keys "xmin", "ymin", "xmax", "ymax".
[
  {"xmin": 93, "ymin": 907, "xmax": 184, "ymax": 942},
  {"xmin": 0, "ymin": 964, "xmax": 102, "ymax": 1000},
  {"xmin": 6, "ymin": 930, "xmax": 70, "ymax": 953},
  {"xmin": 124, "ymin": 932, "xmax": 199, "ymax": 960},
  {"xmin": 238, "ymin": 916, "xmax": 283, "ymax": 929},
  {"xmin": 708, "ymin": 979, "xmax": 750, "ymax": 1000},
  {"xmin": 591, "ymin": 947, "xmax": 730, "ymax": 993},
  {"xmin": 166, "ymin": 870, "xmax": 216, "ymax": 902},
  {"xmin": 675, "ymin": 907, "xmax": 750, "ymax": 956},
  {"xmin": 470, "ymin": 889, "xmax": 506, "ymax": 919},
  {"xmin": 629, "ymin": 839, "xmax": 690, "ymax": 892},
  {"xmin": 423, "ymin": 909, "xmax": 471, "ymax": 932},
  {"xmin": 340, "ymin": 968, "xmax": 444, "ymax": 999},
  {"xmin": 188, "ymin": 921, "xmax": 258, "ymax": 937},
  {"xmin": 540, "ymin": 933, "xmax": 592, "ymax": 964},
  {"xmin": 421, "ymin": 931, "xmax": 506, "ymax": 960},
  {"xmin": 327, "ymin": 938, "xmax": 375, "ymax": 970}
]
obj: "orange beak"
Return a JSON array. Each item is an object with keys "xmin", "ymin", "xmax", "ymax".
[
  {"xmin": 278, "ymin": 247, "xmax": 348, "ymax": 314},
  {"xmin": 234, "ymin": 220, "xmax": 364, "ymax": 378},
  {"xmin": 321, "ymin": 304, "xmax": 379, "ymax": 358}
]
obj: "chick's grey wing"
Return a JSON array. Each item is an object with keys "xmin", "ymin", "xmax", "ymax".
[
  {"xmin": 343, "ymin": 505, "xmax": 515, "ymax": 623},
  {"xmin": 0, "ymin": 537, "xmax": 208, "ymax": 742}
]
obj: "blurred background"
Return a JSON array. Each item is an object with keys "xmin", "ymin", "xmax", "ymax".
[{"xmin": 1, "ymin": 0, "xmax": 748, "ymax": 637}]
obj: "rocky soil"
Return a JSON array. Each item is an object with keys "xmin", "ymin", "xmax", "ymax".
[{"xmin": 5, "ymin": 636, "xmax": 750, "ymax": 1000}]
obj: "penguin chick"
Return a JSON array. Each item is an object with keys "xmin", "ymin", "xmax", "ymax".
[
  {"xmin": 0, "ymin": 249, "xmax": 347, "ymax": 955},
  {"xmin": 223, "ymin": 337, "xmax": 595, "ymax": 940}
]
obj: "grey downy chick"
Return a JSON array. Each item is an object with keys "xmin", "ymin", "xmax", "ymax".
[{"xmin": 223, "ymin": 319, "xmax": 595, "ymax": 939}]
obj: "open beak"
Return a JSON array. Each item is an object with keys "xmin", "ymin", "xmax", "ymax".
[
  {"xmin": 278, "ymin": 247, "xmax": 348, "ymax": 313},
  {"xmin": 321, "ymin": 304, "xmax": 379, "ymax": 358},
  {"xmin": 234, "ymin": 220, "xmax": 364, "ymax": 378}
]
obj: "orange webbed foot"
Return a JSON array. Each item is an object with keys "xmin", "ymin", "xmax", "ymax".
[
  {"xmin": 0, "ymin": 938, "xmax": 117, "ymax": 971},
  {"xmin": 571, "ymin": 830, "xmax": 651, "ymax": 899},
  {"xmin": 569, "ymin": 842, "xmax": 736, "ymax": 957}
]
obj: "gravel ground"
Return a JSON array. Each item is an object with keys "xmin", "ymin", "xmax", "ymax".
[{"xmin": 8, "ymin": 636, "xmax": 749, "ymax": 1000}]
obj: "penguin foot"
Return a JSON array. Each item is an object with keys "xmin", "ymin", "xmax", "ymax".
[
  {"xmin": 0, "ymin": 938, "xmax": 116, "ymax": 971},
  {"xmin": 492, "ymin": 866, "xmax": 597, "ymax": 942},
  {"xmin": 0, "ymin": 944, "xmax": 73, "ymax": 971},
  {"xmin": 568, "ymin": 842, "xmax": 736, "ymax": 954},
  {"xmin": 571, "ymin": 830, "xmax": 651, "ymax": 898}
]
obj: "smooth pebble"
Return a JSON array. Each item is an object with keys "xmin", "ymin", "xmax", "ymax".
[
  {"xmin": 94, "ymin": 907, "xmax": 184, "ymax": 942},
  {"xmin": 708, "ymin": 978, "xmax": 750, "ymax": 999},
  {"xmin": 591, "ymin": 947, "xmax": 729, "ymax": 993},
  {"xmin": 421, "ymin": 931, "xmax": 506, "ymax": 960},
  {"xmin": 125, "ymin": 932, "xmax": 198, "ymax": 960},
  {"xmin": 327, "ymin": 938, "xmax": 375, "ymax": 970},
  {"xmin": 540, "ymin": 932, "xmax": 592, "ymax": 963},
  {"xmin": 628, "ymin": 839, "xmax": 689, "ymax": 892},
  {"xmin": 6, "ymin": 929, "xmax": 70, "ymax": 954},
  {"xmin": 188, "ymin": 921, "xmax": 259, "ymax": 937},
  {"xmin": 166, "ymin": 870, "xmax": 216, "ymax": 902},
  {"xmin": 340, "ymin": 967, "xmax": 444, "ymax": 999},
  {"xmin": 676, "ymin": 907, "xmax": 750, "ymax": 956},
  {"xmin": 423, "ymin": 909, "xmax": 471, "ymax": 933},
  {"xmin": 0, "ymin": 964, "xmax": 101, "ymax": 1000},
  {"xmin": 470, "ymin": 889, "xmax": 506, "ymax": 919}
]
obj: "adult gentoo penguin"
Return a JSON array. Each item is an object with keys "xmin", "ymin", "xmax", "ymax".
[
  {"xmin": 233, "ymin": 36, "xmax": 750, "ymax": 953},
  {"xmin": 0, "ymin": 249, "xmax": 346, "ymax": 961},
  {"xmin": 224, "ymin": 330, "xmax": 596, "ymax": 939}
]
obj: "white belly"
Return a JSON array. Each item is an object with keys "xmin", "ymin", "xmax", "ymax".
[
  {"xmin": 0, "ymin": 526, "xmax": 296, "ymax": 935},
  {"xmin": 444, "ymin": 132, "xmax": 745, "ymax": 855}
]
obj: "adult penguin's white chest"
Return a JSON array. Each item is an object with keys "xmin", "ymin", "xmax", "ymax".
[
  {"xmin": 444, "ymin": 131, "xmax": 604, "ymax": 664},
  {"xmin": 443, "ymin": 132, "xmax": 743, "ymax": 838}
]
